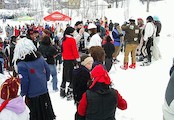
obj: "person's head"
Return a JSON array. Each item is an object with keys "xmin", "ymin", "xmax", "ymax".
[
  {"xmin": 64, "ymin": 26, "xmax": 75, "ymax": 37},
  {"xmin": 27, "ymin": 29, "xmax": 35, "ymax": 40},
  {"xmin": 42, "ymin": 29, "xmax": 51, "ymax": 37},
  {"xmin": 81, "ymin": 54, "xmax": 94, "ymax": 70},
  {"xmin": 89, "ymin": 64, "xmax": 111, "ymax": 89},
  {"xmin": 62, "ymin": 26, "xmax": 75, "ymax": 41},
  {"xmin": 88, "ymin": 46, "xmax": 105, "ymax": 62},
  {"xmin": 33, "ymin": 30, "xmax": 39, "ymax": 37},
  {"xmin": 13, "ymin": 37, "xmax": 37, "ymax": 71},
  {"xmin": 153, "ymin": 15, "xmax": 159, "ymax": 22},
  {"xmin": 75, "ymin": 21, "xmax": 83, "ymax": 29},
  {"xmin": 105, "ymin": 35, "xmax": 113, "ymax": 42},
  {"xmin": 88, "ymin": 23, "xmax": 97, "ymax": 34},
  {"xmin": 146, "ymin": 16, "xmax": 154, "ymax": 22},
  {"xmin": 129, "ymin": 16, "xmax": 136, "ymax": 24},
  {"xmin": 114, "ymin": 23, "xmax": 119, "ymax": 28},
  {"xmin": 11, "ymin": 36, "xmax": 17, "ymax": 43},
  {"xmin": 41, "ymin": 36, "xmax": 51, "ymax": 45},
  {"xmin": 137, "ymin": 18, "xmax": 144, "ymax": 26}
]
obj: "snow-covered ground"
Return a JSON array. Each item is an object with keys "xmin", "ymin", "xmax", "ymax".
[{"xmin": 0, "ymin": 0, "xmax": 174, "ymax": 120}]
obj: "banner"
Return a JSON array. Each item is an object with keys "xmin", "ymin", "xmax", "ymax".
[{"xmin": 68, "ymin": 0, "xmax": 81, "ymax": 9}]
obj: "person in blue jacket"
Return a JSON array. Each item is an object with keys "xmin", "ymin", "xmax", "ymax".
[{"xmin": 13, "ymin": 37, "xmax": 56, "ymax": 120}]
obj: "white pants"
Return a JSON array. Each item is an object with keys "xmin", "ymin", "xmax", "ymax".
[{"xmin": 152, "ymin": 36, "xmax": 162, "ymax": 60}]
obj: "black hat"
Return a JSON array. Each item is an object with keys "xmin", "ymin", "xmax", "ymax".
[
  {"xmin": 64, "ymin": 27, "xmax": 75, "ymax": 36},
  {"xmin": 11, "ymin": 36, "xmax": 17, "ymax": 42},
  {"xmin": 75, "ymin": 21, "xmax": 83, "ymax": 26},
  {"xmin": 146, "ymin": 16, "xmax": 154, "ymax": 22}
]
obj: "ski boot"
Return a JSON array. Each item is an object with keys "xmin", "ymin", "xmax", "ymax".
[
  {"xmin": 60, "ymin": 87, "xmax": 66, "ymax": 98},
  {"xmin": 66, "ymin": 87, "xmax": 73, "ymax": 101},
  {"xmin": 129, "ymin": 63, "xmax": 136, "ymax": 69},
  {"xmin": 120, "ymin": 63, "xmax": 128, "ymax": 70}
]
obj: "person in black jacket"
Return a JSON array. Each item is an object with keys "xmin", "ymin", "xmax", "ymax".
[
  {"xmin": 38, "ymin": 35, "xmax": 59, "ymax": 91},
  {"xmin": 102, "ymin": 35, "xmax": 115, "ymax": 72},
  {"xmin": 77, "ymin": 64, "xmax": 127, "ymax": 120},
  {"xmin": 108, "ymin": 20, "xmax": 114, "ymax": 32},
  {"xmin": 73, "ymin": 54, "xmax": 94, "ymax": 120}
]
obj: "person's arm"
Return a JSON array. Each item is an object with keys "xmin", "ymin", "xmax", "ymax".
[
  {"xmin": 17, "ymin": 63, "xmax": 29, "ymax": 97},
  {"xmin": 71, "ymin": 38, "xmax": 80, "ymax": 59},
  {"xmin": 78, "ymin": 92, "xmax": 87, "ymax": 116},
  {"xmin": 74, "ymin": 28, "xmax": 84, "ymax": 44},
  {"xmin": 43, "ymin": 58, "xmax": 50, "ymax": 81},
  {"xmin": 116, "ymin": 90, "xmax": 127, "ymax": 110}
]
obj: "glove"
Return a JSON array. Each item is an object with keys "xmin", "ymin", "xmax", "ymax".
[{"xmin": 119, "ymin": 33, "xmax": 123, "ymax": 37}]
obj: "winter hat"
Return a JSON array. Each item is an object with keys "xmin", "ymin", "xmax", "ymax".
[
  {"xmin": 129, "ymin": 16, "xmax": 136, "ymax": 22},
  {"xmin": 89, "ymin": 64, "xmax": 111, "ymax": 89},
  {"xmin": 75, "ymin": 21, "xmax": 83, "ymax": 26},
  {"xmin": 153, "ymin": 15, "xmax": 159, "ymax": 21},
  {"xmin": 88, "ymin": 23, "xmax": 97, "ymax": 29},
  {"xmin": 137, "ymin": 18, "xmax": 143, "ymax": 21},
  {"xmin": 12, "ymin": 37, "xmax": 37, "ymax": 71},
  {"xmin": 146, "ymin": 16, "xmax": 154, "ymax": 22},
  {"xmin": 81, "ymin": 55, "xmax": 94, "ymax": 66}
]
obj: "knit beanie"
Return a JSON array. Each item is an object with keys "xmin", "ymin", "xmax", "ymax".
[{"xmin": 81, "ymin": 55, "xmax": 94, "ymax": 66}]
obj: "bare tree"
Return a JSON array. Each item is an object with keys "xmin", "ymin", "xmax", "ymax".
[
  {"xmin": 146, "ymin": 0, "xmax": 150, "ymax": 12},
  {"xmin": 124, "ymin": 0, "xmax": 130, "ymax": 21},
  {"xmin": 115, "ymin": 0, "xmax": 118, "ymax": 8}
]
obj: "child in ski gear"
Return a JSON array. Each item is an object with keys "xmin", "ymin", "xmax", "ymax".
[
  {"xmin": 77, "ymin": 64, "xmax": 127, "ymax": 120},
  {"xmin": 73, "ymin": 54, "xmax": 94, "ymax": 120}
]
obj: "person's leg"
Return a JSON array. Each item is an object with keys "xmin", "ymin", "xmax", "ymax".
[
  {"xmin": 49, "ymin": 64, "xmax": 58, "ymax": 91},
  {"xmin": 121, "ymin": 44, "xmax": 131, "ymax": 70},
  {"xmin": 67, "ymin": 60, "xmax": 76, "ymax": 100},
  {"xmin": 146, "ymin": 38, "xmax": 153, "ymax": 63}
]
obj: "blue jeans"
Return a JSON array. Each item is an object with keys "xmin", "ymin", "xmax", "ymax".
[
  {"xmin": 49, "ymin": 64, "xmax": 58, "ymax": 90},
  {"xmin": 0, "ymin": 58, "xmax": 4, "ymax": 74}
]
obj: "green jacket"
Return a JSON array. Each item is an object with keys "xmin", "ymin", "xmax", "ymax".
[{"xmin": 121, "ymin": 23, "xmax": 141, "ymax": 44}]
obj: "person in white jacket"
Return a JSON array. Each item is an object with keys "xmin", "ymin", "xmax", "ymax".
[
  {"xmin": 87, "ymin": 23, "xmax": 102, "ymax": 49},
  {"xmin": 0, "ymin": 74, "xmax": 30, "ymax": 120},
  {"xmin": 141, "ymin": 16, "xmax": 156, "ymax": 66}
]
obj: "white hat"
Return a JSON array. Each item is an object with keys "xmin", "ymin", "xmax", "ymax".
[{"xmin": 88, "ymin": 23, "xmax": 97, "ymax": 29}]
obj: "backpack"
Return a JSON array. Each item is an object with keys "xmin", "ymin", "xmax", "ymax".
[{"xmin": 0, "ymin": 76, "xmax": 20, "ymax": 100}]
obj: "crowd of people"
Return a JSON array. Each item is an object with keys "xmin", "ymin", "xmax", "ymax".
[{"xmin": 0, "ymin": 15, "xmax": 168, "ymax": 120}]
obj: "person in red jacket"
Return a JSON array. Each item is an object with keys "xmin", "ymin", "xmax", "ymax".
[
  {"xmin": 60, "ymin": 26, "xmax": 80, "ymax": 100},
  {"xmin": 77, "ymin": 64, "xmax": 127, "ymax": 120},
  {"xmin": 14, "ymin": 26, "xmax": 20, "ymax": 37}
]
